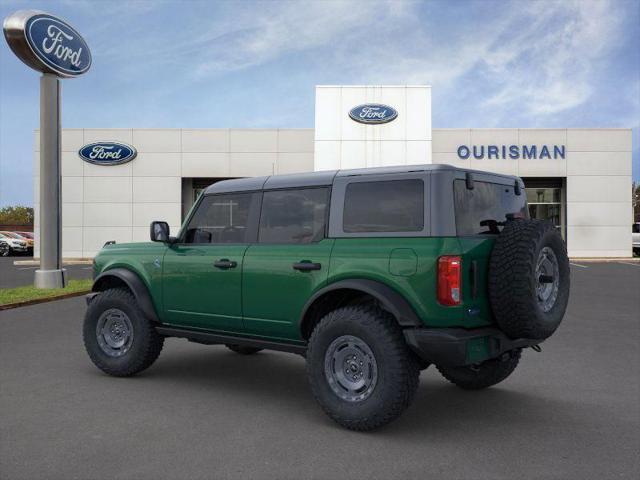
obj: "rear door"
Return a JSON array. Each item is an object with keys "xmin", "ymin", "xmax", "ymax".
[
  {"xmin": 242, "ymin": 187, "xmax": 333, "ymax": 341},
  {"xmin": 162, "ymin": 192, "xmax": 260, "ymax": 331}
]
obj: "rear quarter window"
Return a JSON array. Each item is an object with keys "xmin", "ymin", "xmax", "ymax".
[
  {"xmin": 454, "ymin": 179, "xmax": 528, "ymax": 235},
  {"xmin": 343, "ymin": 179, "xmax": 424, "ymax": 233}
]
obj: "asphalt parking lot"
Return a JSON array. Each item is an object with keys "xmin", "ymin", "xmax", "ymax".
[
  {"xmin": 1, "ymin": 262, "xmax": 639, "ymax": 479},
  {"xmin": 0, "ymin": 257, "xmax": 92, "ymax": 289}
]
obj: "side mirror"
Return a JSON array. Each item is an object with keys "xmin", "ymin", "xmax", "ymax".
[{"xmin": 150, "ymin": 221, "xmax": 170, "ymax": 242}]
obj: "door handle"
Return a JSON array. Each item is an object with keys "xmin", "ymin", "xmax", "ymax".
[
  {"xmin": 214, "ymin": 259, "xmax": 237, "ymax": 269},
  {"xmin": 293, "ymin": 261, "xmax": 321, "ymax": 272}
]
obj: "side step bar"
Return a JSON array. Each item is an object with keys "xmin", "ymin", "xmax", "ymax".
[{"xmin": 155, "ymin": 326, "xmax": 307, "ymax": 355}]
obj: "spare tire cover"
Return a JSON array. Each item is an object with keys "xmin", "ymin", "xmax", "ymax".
[{"xmin": 488, "ymin": 219, "xmax": 570, "ymax": 340}]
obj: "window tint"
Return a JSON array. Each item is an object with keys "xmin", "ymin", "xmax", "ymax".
[
  {"xmin": 343, "ymin": 179, "xmax": 424, "ymax": 233},
  {"xmin": 259, "ymin": 188, "xmax": 329, "ymax": 244},
  {"xmin": 454, "ymin": 180, "xmax": 528, "ymax": 235},
  {"xmin": 184, "ymin": 193, "xmax": 257, "ymax": 244},
  {"xmin": 633, "ymin": 223, "xmax": 640, "ymax": 234}
]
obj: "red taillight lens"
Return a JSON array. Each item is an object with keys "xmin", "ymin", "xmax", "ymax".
[{"xmin": 437, "ymin": 256, "xmax": 462, "ymax": 306}]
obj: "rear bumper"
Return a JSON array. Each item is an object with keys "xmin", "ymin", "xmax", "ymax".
[{"xmin": 403, "ymin": 327, "xmax": 541, "ymax": 367}]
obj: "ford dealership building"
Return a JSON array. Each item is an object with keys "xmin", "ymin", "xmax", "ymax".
[{"xmin": 33, "ymin": 85, "xmax": 633, "ymax": 258}]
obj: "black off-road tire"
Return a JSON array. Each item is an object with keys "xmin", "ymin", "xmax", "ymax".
[
  {"xmin": 83, "ymin": 288, "xmax": 164, "ymax": 377},
  {"xmin": 225, "ymin": 344, "xmax": 263, "ymax": 355},
  {"xmin": 437, "ymin": 350, "xmax": 521, "ymax": 390},
  {"xmin": 489, "ymin": 219, "xmax": 570, "ymax": 340},
  {"xmin": 306, "ymin": 305, "xmax": 420, "ymax": 431}
]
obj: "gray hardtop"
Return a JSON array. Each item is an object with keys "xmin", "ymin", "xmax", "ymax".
[{"xmin": 203, "ymin": 164, "xmax": 522, "ymax": 195}]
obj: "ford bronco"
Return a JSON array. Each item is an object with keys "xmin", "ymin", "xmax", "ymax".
[{"xmin": 84, "ymin": 164, "xmax": 570, "ymax": 430}]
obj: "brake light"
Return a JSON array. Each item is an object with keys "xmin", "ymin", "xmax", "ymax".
[{"xmin": 437, "ymin": 256, "xmax": 462, "ymax": 306}]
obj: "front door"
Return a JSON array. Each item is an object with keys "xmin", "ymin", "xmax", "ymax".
[
  {"xmin": 242, "ymin": 187, "xmax": 333, "ymax": 340},
  {"xmin": 162, "ymin": 192, "xmax": 260, "ymax": 332}
]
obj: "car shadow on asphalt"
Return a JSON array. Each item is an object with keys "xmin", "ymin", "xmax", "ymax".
[{"xmin": 104, "ymin": 341, "xmax": 582, "ymax": 436}]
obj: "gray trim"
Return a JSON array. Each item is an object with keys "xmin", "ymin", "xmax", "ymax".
[
  {"xmin": 430, "ymin": 170, "xmax": 457, "ymax": 237},
  {"xmin": 263, "ymin": 170, "xmax": 337, "ymax": 189},
  {"xmin": 205, "ymin": 176, "xmax": 268, "ymax": 194}
]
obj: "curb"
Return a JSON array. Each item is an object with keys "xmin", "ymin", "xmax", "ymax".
[
  {"xmin": 13, "ymin": 259, "xmax": 92, "ymax": 266},
  {"xmin": 0, "ymin": 290, "xmax": 90, "ymax": 311},
  {"xmin": 569, "ymin": 258, "xmax": 640, "ymax": 263}
]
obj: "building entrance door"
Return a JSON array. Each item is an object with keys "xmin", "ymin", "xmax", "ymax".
[{"xmin": 523, "ymin": 178, "xmax": 565, "ymax": 239}]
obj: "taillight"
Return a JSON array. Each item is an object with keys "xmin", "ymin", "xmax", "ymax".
[{"xmin": 437, "ymin": 256, "xmax": 461, "ymax": 306}]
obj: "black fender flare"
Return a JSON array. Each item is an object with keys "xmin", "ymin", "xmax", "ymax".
[
  {"xmin": 92, "ymin": 268, "xmax": 160, "ymax": 323},
  {"xmin": 300, "ymin": 279, "xmax": 422, "ymax": 329}
]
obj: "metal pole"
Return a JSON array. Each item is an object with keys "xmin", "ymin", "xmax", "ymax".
[{"xmin": 34, "ymin": 73, "xmax": 66, "ymax": 288}]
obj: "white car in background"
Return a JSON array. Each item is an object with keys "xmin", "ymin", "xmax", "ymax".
[
  {"xmin": 633, "ymin": 223, "xmax": 640, "ymax": 256},
  {"xmin": 0, "ymin": 232, "xmax": 28, "ymax": 256}
]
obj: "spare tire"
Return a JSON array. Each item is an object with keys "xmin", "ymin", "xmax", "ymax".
[{"xmin": 488, "ymin": 219, "xmax": 570, "ymax": 340}]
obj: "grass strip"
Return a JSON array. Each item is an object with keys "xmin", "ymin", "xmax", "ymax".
[{"xmin": 0, "ymin": 279, "xmax": 92, "ymax": 307}]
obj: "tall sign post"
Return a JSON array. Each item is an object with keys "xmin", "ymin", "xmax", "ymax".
[{"xmin": 3, "ymin": 10, "xmax": 91, "ymax": 288}]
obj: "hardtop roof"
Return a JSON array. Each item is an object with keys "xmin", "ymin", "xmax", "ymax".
[{"xmin": 203, "ymin": 164, "xmax": 520, "ymax": 195}]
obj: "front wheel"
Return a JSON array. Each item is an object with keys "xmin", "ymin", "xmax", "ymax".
[
  {"xmin": 306, "ymin": 305, "xmax": 419, "ymax": 431},
  {"xmin": 83, "ymin": 288, "xmax": 164, "ymax": 377},
  {"xmin": 436, "ymin": 350, "xmax": 521, "ymax": 390}
]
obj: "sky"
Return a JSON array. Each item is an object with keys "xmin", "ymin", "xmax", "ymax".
[{"xmin": 0, "ymin": 0, "xmax": 638, "ymax": 207}]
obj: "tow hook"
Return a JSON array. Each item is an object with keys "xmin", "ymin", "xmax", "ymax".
[{"xmin": 530, "ymin": 344, "xmax": 542, "ymax": 352}]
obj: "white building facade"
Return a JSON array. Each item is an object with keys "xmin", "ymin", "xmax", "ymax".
[{"xmin": 33, "ymin": 85, "xmax": 633, "ymax": 258}]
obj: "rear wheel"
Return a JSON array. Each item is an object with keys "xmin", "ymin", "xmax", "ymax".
[
  {"xmin": 225, "ymin": 344, "xmax": 262, "ymax": 355},
  {"xmin": 437, "ymin": 350, "xmax": 521, "ymax": 390},
  {"xmin": 306, "ymin": 305, "xmax": 419, "ymax": 431},
  {"xmin": 0, "ymin": 243, "xmax": 9, "ymax": 257},
  {"xmin": 83, "ymin": 288, "xmax": 164, "ymax": 377}
]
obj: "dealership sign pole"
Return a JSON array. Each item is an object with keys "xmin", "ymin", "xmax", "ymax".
[{"xmin": 3, "ymin": 10, "xmax": 91, "ymax": 288}]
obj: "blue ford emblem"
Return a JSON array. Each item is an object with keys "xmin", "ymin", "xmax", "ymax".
[
  {"xmin": 79, "ymin": 142, "xmax": 137, "ymax": 166},
  {"xmin": 24, "ymin": 13, "xmax": 91, "ymax": 77},
  {"xmin": 349, "ymin": 104, "xmax": 398, "ymax": 124}
]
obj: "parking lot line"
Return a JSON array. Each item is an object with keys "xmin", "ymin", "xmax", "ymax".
[
  {"xmin": 569, "ymin": 263, "xmax": 588, "ymax": 268},
  {"xmin": 617, "ymin": 261, "xmax": 640, "ymax": 267}
]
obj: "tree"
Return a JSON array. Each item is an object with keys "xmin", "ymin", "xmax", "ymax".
[
  {"xmin": 0, "ymin": 205, "xmax": 34, "ymax": 225},
  {"xmin": 634, "ymin": 182, "xmax": 640, "ymax": 223}
]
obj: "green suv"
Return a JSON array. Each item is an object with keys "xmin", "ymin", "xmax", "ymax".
[{"xmin": 84, "ymin": 164, "xmax": 570, "ymax": 430}]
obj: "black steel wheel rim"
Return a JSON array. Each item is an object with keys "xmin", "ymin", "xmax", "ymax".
[
  {"xmin": 324, "ymin": 335, "xmax": 378, "ymax": 402},
  {"xmin": 96, "ymin": 308, "xmax": 134, "ymax": 358}
]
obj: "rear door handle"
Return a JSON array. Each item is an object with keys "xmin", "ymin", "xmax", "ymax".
[
  {"xmin": 214, "ymin": 259, "xmax": 237, "ymax": 269},
  {"xmin": 293, "ymin": 261, "xmax": 321, "ymax": 272}
]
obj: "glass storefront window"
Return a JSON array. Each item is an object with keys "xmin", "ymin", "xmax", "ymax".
[
  {"xmin": 526, "ymin": 188, "xmax": 561, "ymax": 204},
  {"xmin": 528, "ymin": 204, "xmax": 561, "ymax": 226},
  {"xmin": 525, "ymin": 186, "xmax": 564, "ymax": 238}
]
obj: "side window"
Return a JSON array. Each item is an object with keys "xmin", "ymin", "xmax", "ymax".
[
  {"xmin": 454, "ymin": 180, "xmax": 528, "ymax": 235},
  {"xmin": 259, "ymin": 188, "xmax": 329, "ymax": 244},
  {"xmin": 343, "ymin": 179, "xmax": 424, "ymax": 233},
  {"xmin": 184, "ymin": 193, "xmax": 258, "ymax": 244}
]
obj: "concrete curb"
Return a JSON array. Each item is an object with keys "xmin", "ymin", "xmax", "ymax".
[
  {"xmin": 569, "ymin": 258, "xmax": 640, "ymax": 263},
  {"xmin": 0, "ymin": 290, "xmax": 90, "ymax": 311},
  {"xmin": 13, "ymin": 259, "xmax": 92, "ymax": 266}
]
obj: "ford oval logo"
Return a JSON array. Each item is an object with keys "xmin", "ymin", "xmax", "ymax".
[
  {"xmin": 79, "ymin": 142, "xmax": 137, "ymax": 166},
  {"xmin": 349, "ymin": 104, "xmax": 398, "ymax": 125},
  {"xmin": 24, "ymin": 13, "xmax": 91, "ymax": 77}
]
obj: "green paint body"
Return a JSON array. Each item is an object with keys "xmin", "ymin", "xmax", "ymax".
[{"xmin": 93, "ymin": 235, "xmax": 497, "ymax": 363}]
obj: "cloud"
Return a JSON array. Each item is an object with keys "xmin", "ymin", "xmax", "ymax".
[{"xmin": 481, "ymin": 0, "xmax": 624, "ymax": 116}]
